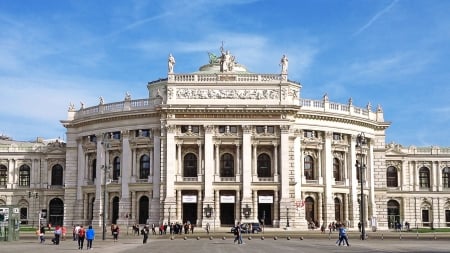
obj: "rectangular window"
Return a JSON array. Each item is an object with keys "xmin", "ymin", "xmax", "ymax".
[
  {"xmin": 112, "ymin": 131, "xmax": 121, "ymax": 140},
  {"xmin": 218, "ymin": 126, "xmax": 226, "ymax": 133},
  {"xmin": 229, "ymin": 126, "xmax": 237, "ymax": 133},
  {"xmin": 267, "ymin": 126, "xmax": 274, "ymax": 133},
  {"xmin": 181, "ymin": 125, "xmax": 189, "ymax": 133},
  {"xmin": 256, "ymin": 126, "xmax": 265, "ymax": 134},
  {"xmin": 304, "ymin": 130, "xmax": 314, "ymax": 138},
  {"xmin": 333, "ymin": 133, "xmax": 341, "ymax": 140},
  {"xmin": 136, "ymin": 129, "xmax": 150, "ymax": 137},
  {"xmin": 191, "ymin": 126, "xmax": 199, "ymax": 133}
]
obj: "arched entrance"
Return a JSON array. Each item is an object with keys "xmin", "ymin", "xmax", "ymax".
[
  {"xmin": 139, "ymin": 196, "xmax": 149, "ymax": 224},
  {"xmin": 112, "ymin": 197, "xmax": 119, "ymax": 224},
  {"xmin": 305, "ymin": 197, "xmax": 315, "ymax": 225},
  {"xmin": 49, "ymin": 198, "xmax": 64, "ymax": 226},
  {"xmin": 387, "ymin": 200, "xmax": 400, "ymax": 229}
]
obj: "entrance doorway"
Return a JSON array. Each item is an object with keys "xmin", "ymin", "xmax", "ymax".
[
  {"xmin": 258, "ymin": 203, "xmax": 272, "ymax": 225},
  {"xmin": 182, "ymin": 203, "xmax": 197, "ymax": 224},
  {"xmin": 220, "ymin": 203, "xmax": 235, "ymax": 225}
]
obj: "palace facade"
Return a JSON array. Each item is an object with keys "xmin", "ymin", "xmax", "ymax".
[{"xmin": 1, "ymin": 49, "xmax": 450, "ymax": 231}]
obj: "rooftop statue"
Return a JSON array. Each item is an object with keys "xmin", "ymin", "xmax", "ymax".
[
  {"xmin": 220, "ymin": 48, "xmax": 236, "ymax": 72},
  {"xmin": 280, "ymin": 54, "xmax": 288, "ymax": 74},
  {"xmin": 168, "ymin": 53, "xmax": 175, "ymax": 74},
  {"xmin": 208, "ymin": 52, "xmax": 220, "ymax": 64}
]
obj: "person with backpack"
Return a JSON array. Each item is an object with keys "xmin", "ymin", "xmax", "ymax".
[
  {"xmin": 85, "ymin": 225, "xmax": 95, "ymax": 250},
  {"xmin": 77, "ymin": 225, "xmax": 86, "ymax": 250}
]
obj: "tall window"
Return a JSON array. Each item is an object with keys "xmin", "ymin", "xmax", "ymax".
[
  {"xmin": 257, "ymin": 153, "xmax": 271, "ymax": 177},
  {"xmin": 0, "ymin": 165, "xmax": 7, "ymax": 186},
  {"xmin": 333, "ymin": 158, "xmax": 340, "ymax": 181},
  {"xmin": 443, "ymin": 167, "xmax": 450, "ymax": 188},
  {"xmin": 92, "ymin": 159, "xmax": 97, "ymax": 180},
  {"xmin": 220, "ymin": 153, "xmax": 234, "ymax": 177},
  {"xmin": 139, "ymin": 155, "xmax": 150, "ymax": 179},
  {"xmin": 386, "ymin": 166, "xmax": 398, "ymax": 187},
  {"xmin": 51, "ymin": 164, "xmax": 63, "ymax": 186},
  {"xmin": 305, "ymin": 197, "xmax": 315, "ymax": 223},
  {"xmin": 334, "ymin": 198, "xmax": 342, "ymax": 222},
  {"xmin": 304, "ymin": 155, "xmax": 314, "ymax": 180},
  {"xmin": 19, "ymin": 165, "xmax": 30, "ymax": 186},
  {"xmin": 419, "ymin": 167, "xmax": 430, "ymax": 188},
  {"xmin": 113, "ymin": 156, "xmax": 121, "ymax": 180},
  {"xmin": 183, "ymin": 153, "xmax": 197, "ymax": 177}
]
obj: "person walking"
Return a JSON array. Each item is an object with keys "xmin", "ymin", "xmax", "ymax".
[
  {"xmin": 141, "ymin": 225, "xmax": 149, "ymax": 244},
  {"xmin": 112, "ymin": 224, "xmax": 120, "ymax": 242},
  {"xmin": 39, "ymin": 224, "xmax": 46, "ymax": 243},
  {"xmin": 337, "ymin": 224, "xmax": 350, "ymax": 246},
  {"xmin": 77, "ymin": 225, "xmax": 86, "ymax": 250},
  {"xmin": 86, "ymin": 225, "xmax": 95, "ymax": 250}
]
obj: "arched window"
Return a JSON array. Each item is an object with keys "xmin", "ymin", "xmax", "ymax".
[
  {"xmin": 183, "ymin": 153, "xmax": 197, "ymax": 177},
  {"xmin": 51, "ymin": 164, "xmax": 63, "ymax": 186},
  {"xmin": 333, "ymin": 158, "xmax": 340, "ymax": 181},
  {"xmin": 443, "ymin": 167, "xmax": 450, "ymax": 188},
  {"xmin": 304, "ymin": 155, "xmax": 314, "ymax": 180},
  {"xmin": 257, "ymin": 153, "xmax": 271, "ymax": 177},
  {"xmin": 139, "ymin": 196, "xmax": 149, "ymax": 224},
  {"xmin": 19, "ymin": 165, "xmax": 30, "ymax": 186},
  {"xmin": 419, "ymin": 167, "xmax": 430, "ymax": 188},
  {"xmin": 334, "ymin": 198, "xmax": 342, "ymax": 222},
  {"xmin": 0, "ymin": 165, "xmax": 7, "ymax": 186},
  {"xmin": 220, "ymin": 153, "xmax": 234, "ymax": 177},
  {"xmin": 386, "ymin": 166, "xmax": 398, "ymax": 187},
  {"xmin": 113, "ymin": 156, "xmax": 120, "ymax": 180},
  {"xmin": 139, "ymin": 155, "xmax": 150, "ymax": 179}
]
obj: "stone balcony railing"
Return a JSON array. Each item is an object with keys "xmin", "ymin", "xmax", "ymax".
[
  {"xmin": 169, "ymin": 73, "xmax": 284, "ymax": 83},
  {"xmin": 300, "ymin": 98, "xmax": 383, "ymax": 122}
]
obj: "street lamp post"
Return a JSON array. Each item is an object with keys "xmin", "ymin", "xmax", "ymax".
[
  {"xmin": 356, "ymin": 132, "xmax": 367, "ymax": 240},
  {"xmin": 101, "ymin": 136, "xmax": 110, "ymax": 241},
  {"xmin": 102, "ymin": 164, "xmax": 107, "ymax": 240}
]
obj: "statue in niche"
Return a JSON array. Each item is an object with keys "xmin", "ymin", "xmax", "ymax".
[{"xmin": 168, "ymin": 53, "xmax": 175, "ymax": 73}]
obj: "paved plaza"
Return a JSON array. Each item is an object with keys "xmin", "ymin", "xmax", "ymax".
[{"xmin": 1, "ymin": 231, "xmax": 449, "ymax": 253}]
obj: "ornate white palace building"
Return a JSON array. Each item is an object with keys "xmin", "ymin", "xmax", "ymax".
[{"xmin": 1, "ymin": 49, "xmax": 450, "ymax": 231}]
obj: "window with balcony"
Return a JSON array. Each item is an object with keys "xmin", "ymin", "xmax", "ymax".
[
  {"xmin": 139, "ymin": 155, "xmax": 150, "ymax": 179},
  {"xmin": 257, "ymin": 153, "xmax": 271, "ymax": 177},
  {"xmin": 51, "ymin": 164, "xmax": 63, "ymax": 186},
  {"xmin": 0, "ymin": 165, "xmax": 7, "ymax": 186},
  {"xmin": 386, "ymin": 166, "xmax": 398, "ymax": 187},
  {"xmin": 183, "ymin": 153, "xmax": 198, "ymax": 177},
  {"xmin": 220, "ymin": 153, "xmax": 234, "ymax": 177},
  {"xmin": 113, "ymin": 156, "xmax": 121, "ymax": 180},
  {"xmin": 419, "ymin": 167, "xmax": 430, "ymax": 188},
  {"xmin": 19, "ymin": 165, "xmax": 30, "ymax": 186},
  {"xmin": 304, "ymin": 155, "xmax": 314, "ymax": 180}
]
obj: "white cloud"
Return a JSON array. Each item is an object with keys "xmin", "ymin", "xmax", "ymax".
[{"xmin": 353, "ymin": 0, "xmax": 399, "ymax": 36}]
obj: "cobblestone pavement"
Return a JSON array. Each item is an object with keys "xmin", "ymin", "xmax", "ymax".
[{"xmin": 1, "ymin": 230, "xmax": 449, "ymax": 253}]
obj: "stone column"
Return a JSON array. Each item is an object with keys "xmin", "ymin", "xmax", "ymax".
[
  {"xmin": 323, "ymin": 132, "xmax": 333, "ymax": 225},
  {"xmin": 349, "ymin": 135, "xmax": 358, "ymax": 227},
  {"xmin": 242, "ymin": 125, "xmax": 252, "ymax": 204},
  {"xmin": 273, "ymin": 143, "xmax": 278, "ymax": 180},
  {"xmin": 119, "ymin": 131, "xmax": 132, "ymax": 225},
  {"xmin": 203, "ymin": 125, "xmax": 214, "ymax": 203}
]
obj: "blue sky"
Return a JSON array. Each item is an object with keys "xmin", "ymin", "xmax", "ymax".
[{"xmin": 0, "ymin": 0, "xmax": 449, "ymax": 147}]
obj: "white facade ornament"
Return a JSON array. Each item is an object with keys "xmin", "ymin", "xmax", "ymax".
[
  {"xmin": 220, "ymin": 49, "xmax": 235, "ymax": 72},
  {"xmin": 175, "ymin": 88, "xmax": 280, "ymax": 100}
]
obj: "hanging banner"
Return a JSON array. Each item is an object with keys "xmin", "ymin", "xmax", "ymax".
[
  {"xmin": 220, "ymin": 195, "xmax": 235, "ymax": 203},
  {"xmin": 182, "ymin": 195, "xmax": 197, "ymax": 203},
  {"xmin": 258, "ymin": 195, "xmax": 273, "ymax": 203}
]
